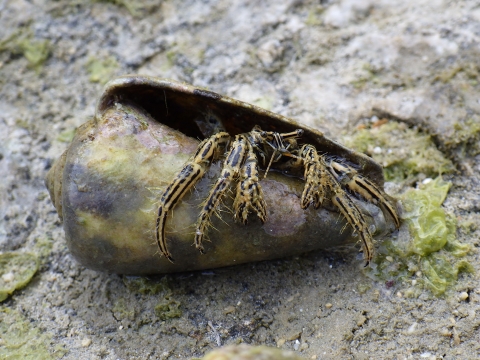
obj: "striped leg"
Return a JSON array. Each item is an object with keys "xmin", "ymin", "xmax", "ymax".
[
  {"xmin": 299, "ymin": 145, "xmax": 326, "ymax": 209},
  {"xmin": 330, "ymin": 187, "xmax": 375, "ymax": 266},
  {"xmin": 330, "ymin": 162, "xmax": 400, "ymax": 229},
  {"xmin": 298, "ymin": 145, "xmax": 375, "ymax": 265},
  {"xmin": 233, "ymin": 142, "xmax": 267, "ymax": 224},
  {"xmin": 155, "ymin": 132, "xmax": 230, "ymax": 262},
  {"xmin": 325, "ymin": 162, "xmax": 375, "ymax": 265},
  {"xmin": 194, "ymin": 135, "xmax": 249, "ymax": 253}
]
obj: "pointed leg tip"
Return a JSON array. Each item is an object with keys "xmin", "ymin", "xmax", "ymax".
[
  {"xmin": 195, "ymin": 242, "xmax": 205, "ymax": 254},
  {"xmin": 162, "ymin": 252, "xmax": 175, "ymax": 263}
]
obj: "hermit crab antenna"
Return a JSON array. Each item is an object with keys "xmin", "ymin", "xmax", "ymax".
[
  {"xmin": 264, "ymin": 150, "xmax": 276, "ymax": 179},
  {"xmin": 262, "ymin": 129, "xmax": 304, "ymax": 178}
]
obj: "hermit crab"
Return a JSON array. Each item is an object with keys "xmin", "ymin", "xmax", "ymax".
[{"xmin": 46, "ymin": 76, "xmax": 399, "ymax": 274}]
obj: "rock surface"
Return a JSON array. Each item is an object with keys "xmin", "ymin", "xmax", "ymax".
[{"xmin": 1, "ymin": 0, "xmax": 479, "ymax": 359}]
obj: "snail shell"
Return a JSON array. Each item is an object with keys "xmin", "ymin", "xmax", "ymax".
[{"xmin": 46, "ymin": 76, "xmax": 390, "ymax": 274}]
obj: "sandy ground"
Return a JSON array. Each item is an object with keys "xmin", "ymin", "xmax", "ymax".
[{"xmin": 1, "ymin": 0, "xmax": 480, "ymax": 359}]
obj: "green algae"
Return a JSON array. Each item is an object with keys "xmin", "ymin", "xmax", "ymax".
[
  {"xmin": 346, "ymin": 119, "xmax": 471, "ymax": 295},
  {"xmin": 33, "ymin": 236, "xmax": 56, "ymax": 262},
  {"xmin": 403, "ymin": 177, "xmax": 452, "ymax": 256},
  {"xmin": 154, "ymin": 295, "xmax": 182, "ymax": 321},
  {"xmin": 434, "ymin": 62, "xmax": 480, "ymax": 84},
  {"xmin": 0, "ymin": 252, "xmax": 39, "ymax": 302},
  {"xmin": 195, "ymin": 344, "xmax": 305, "ymax": 360},
  {"xmin": 94, "ymin": 0, "xmax": 161, "ymax": 17},
  {"xmin": 366, "ymin": 177, "xmax": 473, "ymax": 296},
  {"xmin": 305, "ymin": 6, "xmax": 324, "ymax": 26},
  {"xmin": 449, "ymin": 117, "xmax": 480, "ymax": 156},
  {"xmin": 344, "ymin": 121, "xmax": 455, "ymax": 182},
  {"xmin": 112, "ymin": 297, "xmax": 135, "ymax": 321},
  {"xmin": 86, "ymin": 56, "xmax": 119, "ymax": 84},
  {"xmin": 123, "ymin": 276, "xmax": 170, "ymax": 295},
  {"xmin": 350, "ymin": 63, "xmax": 381, "ymax": 89},
  {"xmin": 56, "ymin": 128, "xmax": 77, "ymax": 143},
  {"xmin": 0, "ymin": 307, "xmax": 67, "ymax": 359},
  {"xmin": 0, "ymin": 29, "xmax": 51, "ymax": 71},
  {"xmin": 18, "ymin": 38, "xmax": 51, "ymax": 71},
  {"xmin": 123, "ymin": 276, "xmax": 182, "ymax": 320},
  {"xmin": 0, "ymin": 236, "xmax": 53, "ymax": 302}
]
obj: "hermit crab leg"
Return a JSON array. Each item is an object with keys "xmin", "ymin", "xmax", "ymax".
[
  {"xmin": 330, "ymin": 187, "xmax": 375, "ymax": 265},
  {"xmin": 233, "ymin": 141, "xmax": 267, "ymax": 224},
  {"xmin": 330, "ymin": 162, "xmax": 400, "ymax": 229},
  {"xmin": 297, "ymin": 145, "xmax": 375, "ymax": 265},
  {"xmin": 156, "ymin": 132, "xmax": 230, "ymax": 262},
  {"xmin": 299, "ymin": 144, "xmax": 326, "ymax": 209},
  {"xmin": 194, "ymin": 134, "xmax": 249, "ymax": 253},
  {"xmin": 325, "ymin": 162, "xmax": 375, "ymax": 265}
]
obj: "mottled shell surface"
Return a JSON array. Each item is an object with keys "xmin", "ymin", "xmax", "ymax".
[{"xmin": 46, "ymin": 76, "xmax": 389, "ymax": 274}]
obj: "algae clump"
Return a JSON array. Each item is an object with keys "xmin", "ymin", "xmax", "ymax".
[
  {"xmin": 344, "ymin": 121, "xmax": 455, "ymax": 181},
  {"xmin": 86, "ymin": 56, "xmax": 119, "ymax": 84},
  {"xmin": 403, "ymin": 177, "xmax": 452, "ymax": 256},
  {"xmin": 0, "ymin": 29, "xmax": 51, "ymax": 71},
  {"xmin": 154, "ymin": 295, "xmax": 182, "ymax": 321},
  {"xmin": 112, "ymin": 297, "xmax": 135, "ymax": 321},
  {"xmin": 123, "ymin": 276, "xmax": 182, "ymax": 320},
  {"xmin": 345, "ymin": 121, "xmax": 471, "ymax": 295},
  {"xmin": 367, "ymin": 177, "xmax": 473, "ymax": 296},
  {"xmin": 123, "ymin": 276, "xmax": 170, "ymax": 295},
  {"xmin": 56, "ymin": 128, "xmax": 77, "ymax": 143},
  {"xmin": 196, "ymin": 344, "xmax": 304, "ymax": 360},
  {"xmin": 94, "ymin": 0, "xmax": 161, "ymax": 17},
  {"xmin": 0, "ymin": 307, "xmax": 66, "ymax": 359},
  {"xmin": 0, "ymin": 252, "xmax": 39, "ymax": 302},
  {"xmin": 18, "ymin": 37, "xmax": 51, "ymax": 71}
]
